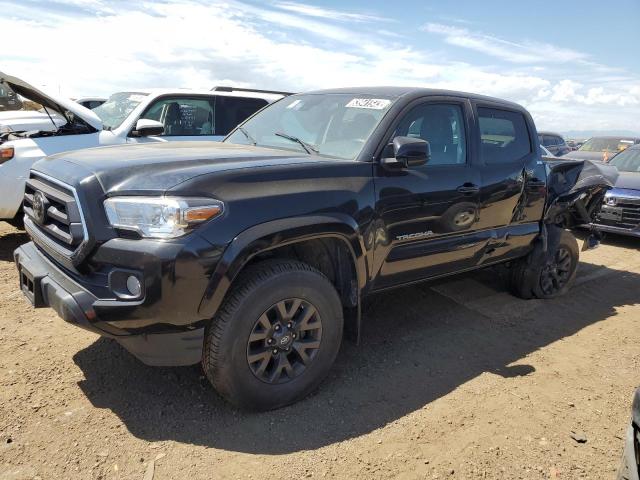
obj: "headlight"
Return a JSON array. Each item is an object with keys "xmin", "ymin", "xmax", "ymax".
[{"xmin": 104, "ymin": 196, "xmax": 223, "ymax": 239}]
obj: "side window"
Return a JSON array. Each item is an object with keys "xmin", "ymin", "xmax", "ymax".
[
  {"xmin": 556, "ymin": 136, "xmax": 566, "ymax": 146},
  {"xmin": 478, "ymin": 107, "xmax": 531, "ymax": 164},
  {"xmin": 141, "ymin": 97, "xmax": 215, "ymax": 136},
  {"xmin": 543, "ymin": 135, "xmax": 556, "ymax": 146},
  {"xmin": 394, "ymin": 103, "xmax": 467, "ymax": 165},
  {"xmin": 214, "ymin": 97, "xmax": 268, "ymax": 136}
]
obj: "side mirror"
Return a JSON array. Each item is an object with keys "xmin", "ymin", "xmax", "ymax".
[
  {"xmin": 131, "ymin": 119, "xmax": 164, "ymax": 137},
  {"xmin": 381, "ymin": 136, "xmax": 430, "ymax": 169}
]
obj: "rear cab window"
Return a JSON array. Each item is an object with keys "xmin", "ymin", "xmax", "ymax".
[{"xmin": 478, "ymin": 107, "xmax": 531, "ymax": 164}]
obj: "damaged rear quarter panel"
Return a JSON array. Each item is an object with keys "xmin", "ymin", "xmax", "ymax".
[{"xmin": 544, "ymin": 159, "xmax": 618, "ymax": 227}]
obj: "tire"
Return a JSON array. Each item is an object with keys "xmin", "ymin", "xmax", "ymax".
[
  {"xmin": 202, "ymin": 259, "xmax": 343, "ymax": 411},
  {"xmin": 509, "ymin": 228, "xmax": 579, "ymax": 299}
]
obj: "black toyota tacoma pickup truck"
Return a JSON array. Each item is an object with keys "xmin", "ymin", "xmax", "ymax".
[{"xmin": 14, "ymin": 87, "xmax": 617, "ymax": 410}]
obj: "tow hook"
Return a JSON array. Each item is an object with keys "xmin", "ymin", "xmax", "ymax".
[{"xmin": 582, "ymin": 231, "xmax": 602, "ymax": 251}]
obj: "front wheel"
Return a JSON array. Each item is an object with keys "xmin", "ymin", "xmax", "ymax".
[
  {"xmin": 202, "ymin": 260, "xmax": 343, "ymax": 410},
  {"xmin": 508, "ymin": 228, "xmax": 579, "ymax": 299}
]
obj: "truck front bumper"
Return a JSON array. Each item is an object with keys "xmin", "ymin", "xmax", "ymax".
[
  {"xmin": 14, "ymin": 241, "xmax": 205, "ymax": 366},
  {"xmin": 592, "ymin": 222, "xmax": 640, "ymax": 238}
]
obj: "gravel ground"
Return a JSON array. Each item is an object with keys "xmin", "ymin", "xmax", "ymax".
[{"xmin": 1, "ymin": 222, "xmax": 639, "ymax": 479}]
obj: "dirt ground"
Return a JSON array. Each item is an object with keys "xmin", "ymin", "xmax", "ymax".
[{"xmin": 1, "ymin": 222, "xmax": 639, "ymax": 480}]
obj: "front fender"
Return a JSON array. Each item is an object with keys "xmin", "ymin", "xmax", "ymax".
[{"xmin": 197, "ymin": 214, "xmax": 367, "ymax": 320}]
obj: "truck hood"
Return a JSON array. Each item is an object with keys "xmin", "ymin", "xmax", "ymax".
[
  {"xmin": 0, "ymin": 109, "xmax": 67, "ymax": 131},
  {"xmin": 613, "ymin": 171, "xmax": 640, "ymax": 191},
  {"xmin": 33, "ymin": 141, "xmax": 340, "ymax": 193},
  {"xmin": 0, "ymin": 71, "xmax": 102, "ymax": 131}
]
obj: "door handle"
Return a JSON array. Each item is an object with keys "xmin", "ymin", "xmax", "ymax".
[{"xmin": 457, "ymin": 183, "xmax": 480, "ymax": 194}]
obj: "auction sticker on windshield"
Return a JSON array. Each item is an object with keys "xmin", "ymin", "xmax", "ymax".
[{"xmin": 346, "ymin": 98, "xmax": 391, "ymax": 110}]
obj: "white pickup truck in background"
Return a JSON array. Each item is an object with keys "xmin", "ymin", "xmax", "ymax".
[{"xmin": 0, "ymin": 72, "xmax": 288, "ymax": 225}]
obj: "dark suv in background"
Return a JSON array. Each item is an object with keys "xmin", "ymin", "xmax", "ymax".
[{"xmin": 538, "ymin": 131, "xmax": 571, "ymax": 157}]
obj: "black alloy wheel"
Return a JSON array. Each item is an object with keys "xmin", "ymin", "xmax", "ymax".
[
  {"xmin": 246, "ymin": 298, "xmax": 322, "ymax": 384},
  {"xmin": 202, "ymin": 259, "xmax": 343, "ymax": 410},
  {"xmin": 539, "ymin": 247, "xmax": 572, "ymax": 296}
]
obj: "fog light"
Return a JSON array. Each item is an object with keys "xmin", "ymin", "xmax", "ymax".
[{"xmin": 126, "ymin": 275, "xmax": 142, "ymax": 297}]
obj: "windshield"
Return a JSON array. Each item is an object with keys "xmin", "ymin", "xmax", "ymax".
[
  {"xmin": 93, "ymin": 92, "xmax": 148, "ymax": 130},
  {"xmin": 578, "ymin": 137, "xmax": 636, "ymax": 153},
  {"xmin": 610, "ymin": 148, "xmax": 640, "ymax": 173},
  {"xmin": 225, "ymin": 94, "xmax": 394, "ymax": 160}
]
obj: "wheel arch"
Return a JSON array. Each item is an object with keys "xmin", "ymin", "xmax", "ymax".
[{"xmin": 198, "ymin": 215, "xmax": 367, "ymax": 342}]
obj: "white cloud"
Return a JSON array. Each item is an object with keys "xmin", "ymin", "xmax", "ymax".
[
  {"xmin": 272, "ymin": 2, "xmax": 389, "ymax": 23},
  {"xmin": 422, "ymin": 23, "xmax": 588, "ymax": 64},
  {"xmin": 550, "ymin": 80, "xmax": 639, "ymax": 106},
  {"xmin": 1, "ymin": 0, "xmax": 638, "ymax": 132}
]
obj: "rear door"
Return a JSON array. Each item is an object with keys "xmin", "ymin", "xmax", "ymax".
[
  {"xmin": 372, "ymin": 97, "xmax": 485, "ymax": 289},
  {"xmin": 473, "ymin": 104, "xmax": 547, "ymax": 263}
]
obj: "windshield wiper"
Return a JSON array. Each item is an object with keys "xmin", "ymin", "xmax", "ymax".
[
  {"xmin": 238, "ymin": 126, "xmax": 257, "ymax": 146},
  {"xmin": 274, "ymin": 132, "xmax": 318, "ymax": 155}
]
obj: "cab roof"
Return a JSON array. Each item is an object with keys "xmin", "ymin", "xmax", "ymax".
[
  {"xmin": 303, "ymin": 86, "xmax": 526, "ymax": 110},
  {"xmin": 130, "ymin": 88, "xmax": 285, "ymax": 102}
]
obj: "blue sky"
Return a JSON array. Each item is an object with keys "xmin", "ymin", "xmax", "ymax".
[{"xmin": 2, "ymin": 0, "xmax": 639, "ymax": 132}]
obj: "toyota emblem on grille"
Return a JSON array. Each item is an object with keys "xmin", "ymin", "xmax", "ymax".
[
  {"xmin": 32, "ymin": 191, "xmax": 48, "ymax": 224},
  {"xmin": 605, "ymin": 196, "xmax": 617, "ymax": 206}
]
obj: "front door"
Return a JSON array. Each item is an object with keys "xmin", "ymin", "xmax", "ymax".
[
  {"xmin": 371, "ymin": 98, "xmax": 485, "ymax": 289},
  {"xmin": 127, "ymin": 95, "xmax": 269, "ymax": 144}
]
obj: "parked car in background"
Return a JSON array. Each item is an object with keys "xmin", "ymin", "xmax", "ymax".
[
  {"xmin": 74, "ymin": 97, "xmax": 106, "ymax": 109},
  {"xmin": 0, "ymin": 71, "xmax": 288, "ymax": 225},
  {"xmin": 0, "ymin": 109, "xmax": 67, "ymax": 134},
  {"xmin": 616, "ymin": 388, "xmax": 640, "ymax": 480},
  {"xmin": 538, "ymin": 131, "xmax": 571, "ymax": 156},
  {"xmin": 13, "ymin": 86, "xmax": 616, "ymax": 410},
  {"xmin": 566, "ymin": 139, "xmax": 584, "ymax": 150},
  {"xmin": 593, "ymin": 144, "xmax": 640, "ymax": 237},
  {"xmin": 0, "ymin": 82, "xmax": 22, "ymax": 111},
  {"xmin": 563, "ymin": 136, "xmax": 640, "ymax": 163},
  {"xmin": 0, "ymin": 97, "xmax": 106, "ymax": 134}
]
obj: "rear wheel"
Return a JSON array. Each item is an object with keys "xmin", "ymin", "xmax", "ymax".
[
  {"xmin": 509, "ymin": 228, "xmax": 579, "ymax": 299},
  {"xmin": 202, "ymin": 260, "xmax": 343, "ymax": 410}
]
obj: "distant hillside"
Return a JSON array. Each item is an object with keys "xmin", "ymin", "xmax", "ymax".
[{"xmin": 562, "ymin": 130, "xmax": 640, "ymax": 139}]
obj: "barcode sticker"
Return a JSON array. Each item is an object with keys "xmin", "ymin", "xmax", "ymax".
[{"xmin": 345, "ymin": 98, "xmax": 391, "ymax": 110}]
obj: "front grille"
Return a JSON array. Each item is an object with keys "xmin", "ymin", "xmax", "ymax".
[
  {"xmin": 618, "ymin": 199, "xmax": 640, "ymax": 228},
  {"xmin": 597, "ymin": 195, "xmax": 640, "ymax": 230},
  {"xmin": 23, "ymin": 172, "xmax": 87, "ymax": 256}
]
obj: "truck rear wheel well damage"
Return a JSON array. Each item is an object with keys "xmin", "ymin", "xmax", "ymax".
[{"xmin": 241, "ymin": 237, "xmax": 360, "ymax": 340}]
